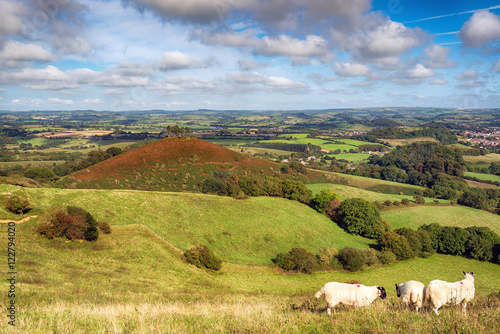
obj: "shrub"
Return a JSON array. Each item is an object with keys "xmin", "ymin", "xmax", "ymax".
[
  {"xmin": 37, "ymin": 206, "xmax": 99, "ymax": 242},
  {"xmin": 278, "ymin": 248, "xmax": 317, "ymax": 274},
  {"xmin": 413, "ymin": 196, "xmax": 425, "ymax": 204},
  {"xmin": 202, "ymin": 177, "xmax": 228, "ymax": 196},
  {"xmin": 184, "ymin": 244, "xmax": 222, "ymax": 271},
  {"xmin": 312, "ymin": 189, "xmax": 338, "ymax": 214},
  {"xmin": 317, "ymin": 247, "xmax": 338, "ymax": 267},
  {"xmin": 377, "ymin": 250, "xmax": 396, "ymax": 264},
  {"xmin": 98, "ymin": 221, "xmax": 112, "ymax": 234},
  {"xmin": 401, "ymin": 198, "xmax": 410, "ymax": 205},
  {"xmin": 338, "ymin": 247, "xmax": 365, "ymax": 272},
  {"xmin": 280, "ymin": 164, "xmax": 290, "ymax": 174},
  {"xmin": 379, "ymin": 231, "xmax": 414, "ymax": 260},
  {"xmin": 337, "ymin": 198, "xmax": 381, "ymax": 238},
  {"xmin": 325, "ymin": 198, "xmax": 341, "ymax": 220},
  {"xmin": 363, "ymin": 248, "xmax": 379, "ymax": 266},
  {"xmin": 6, "ymin": 196, "xmax": 31, "ymax": 214}
]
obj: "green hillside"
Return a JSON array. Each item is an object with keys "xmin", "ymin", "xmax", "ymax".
[
  {"xmin": 1, "ymin": 222, "xmax": 500, "ymax": 333},
  {"xmin": 382, "ymin": 206, "xmax": 500, "ymax": 235},
  {"xmin": 0, "ymin": 185, "xmax": 371, "ymax": 265}
]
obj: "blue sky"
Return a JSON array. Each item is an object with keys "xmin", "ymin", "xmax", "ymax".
[{"xmin": 0, "ymin": 0, "xmax": 499, "ymax": 111}]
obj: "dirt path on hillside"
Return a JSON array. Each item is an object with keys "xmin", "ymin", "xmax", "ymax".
[{"xmin": 0, "ymin": 215, "xmax": 38, "ymax": 224}]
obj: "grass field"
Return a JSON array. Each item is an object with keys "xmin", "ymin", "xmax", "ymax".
[
  {"xmin": 381, "ymin": 137, "xmax": 438, "ymax": 147},
  {"xmin": 463, "ymin": 153, "xmax": 500, "ymax": 164},
  {"xmin": 311, "ymin": 172, "xmax": 426, "ymax": 196},
  {"xmin": 306, "ymin": 183, "xmax": 448, "ymax": 204},
  {"xmin": 465, "ymin": 172, "xmax": 500, "ymax": 183},
  {"xmin": 1, "ymin": 222, "xmax": 499, "ymax": 333},
  {"xmin": 381, "ymin": 205, "xmax": 500, "ymax": 235}
]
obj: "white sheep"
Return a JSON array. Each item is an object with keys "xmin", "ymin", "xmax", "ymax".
[
  {"xmin": 425, "ymin": 271, "xmax": 475, "ymax": 315},
  {"xmin": 395, "ymin": 280, "xmax": 426, "ymax": 312},
  {"xmin": 314, "ymin": 282, "xmax": 387, "ymax": 314}
]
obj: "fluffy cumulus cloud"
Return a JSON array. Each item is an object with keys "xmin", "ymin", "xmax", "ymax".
[
  {"xmin": 422, "ymin": 44, "xmax": 456, "ymax": 69},
  {"xmin": 459, "ymin": 10, "xmax": 500, "ymax": 48},
  {"xmin": 0, "ymin": 0, "xmax": 26, "ymax": 38},
  {"xmin": 346, "ymin": 15, "xmax": 426, "ymax": 69},
  {"xmin": 406, "ymin": 64, "xmax": 435, "ymax": 79},
  {"xmin": 0, "ymin": 40, "xmax": 53, "ymax": 62},
  {"xmin": 124, "ymin": 0, "xmax": 371, "ymax": 30},
  {"xmin": 226, "ymin": 71, "xmax": 308, "ymax": 91},
  {"xmin": 0, "ymin": 65, "xmax": 77, "ymax": 90},
  {"xmin": 334, "ymin": 62, "xmax": 371, "ymax": 77}
]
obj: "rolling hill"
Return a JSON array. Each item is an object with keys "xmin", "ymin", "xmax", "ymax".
[{"xmin": 63, "ymin": 137, "xmax": 281, "ymax": 191}]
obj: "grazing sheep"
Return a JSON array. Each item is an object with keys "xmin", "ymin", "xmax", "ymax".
[
  {"xmin": 315, "ymin": 282, "xmax": 387, "ymax": 314},
  {"xmin": 425, "ymin": 271, "xmax": 475, "ymax": 315},
  {"xmin": 395, "ymin": 280, "xmax": 426, "ymax": 312}
]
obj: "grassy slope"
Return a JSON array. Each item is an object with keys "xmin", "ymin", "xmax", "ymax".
[
  {"xmin": 307, "ymin": 183, "xmax": 425, "ymax": 202},
  {"xmin": 0, "ymin": 185, "xmax": 371, "ymax": 265},
  {"xmin": 465, "ymin": 171, "xmax": 500, "ymax": 183},
  {"xmin": 463, "ymin": 153, "xmax": 500, "ymax": 164},
  {"xmin": 1, "ymin": 223, "xmax": 500, "ymax": 333},
  {"xmin": 381, "ymin": 205, "xmax": 500, "ymax": 235}
]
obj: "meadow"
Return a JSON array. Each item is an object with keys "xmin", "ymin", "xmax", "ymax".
[
  {"xmin": 1, "ymin": 161, "xmax": 500, "ymax": 332},
  {"xmin": 1, "ymin": 221, "xmax": 499, "ymax": 333},
  {"xmin": 465, "ymin": 172, "xmax": 500, "ymax": 183}
]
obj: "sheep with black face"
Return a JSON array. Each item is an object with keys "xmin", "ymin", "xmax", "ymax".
[{"xmin": 315, "ymin": 282, "xmax": 387, "ymax": 314}]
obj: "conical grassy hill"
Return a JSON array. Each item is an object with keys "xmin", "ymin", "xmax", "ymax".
[{"xmin": 64, "ymin": 137, "xmax": 279, "ymax": 191}]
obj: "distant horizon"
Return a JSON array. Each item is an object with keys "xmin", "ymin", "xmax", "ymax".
[
  {"xmin": 1, "ymin": 0, "xmax": 499, "ymax": 110},
  {"xmin": 1, "ymin": 106, "xmax": 500, "ymax": 113}
]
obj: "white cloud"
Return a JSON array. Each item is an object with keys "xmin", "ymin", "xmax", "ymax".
[
  {"xmin": 347, "ymin": 16, "xmax": 426, "ymax": 69},
  {"xmin": 0, "ymin": 65, "xmax": 77, "ymax": 90},
  {"xmin": 0, "ymin": 0, "xmax": 26, "ymax": 37},
  {"xmin": 459, "ymin": 10, "xmax": 500, "ymax": 48},
  {"xmin": 197, "ymin": 31, "xmax": 335, "ymax": 63},
  {"xmin": 256, "ymin": 35, "xmax": 331, "ymax": 58},
  {"xmin": 456, "ymin": 71, "xmax": 479, "ymax": 81},
  {"xmin": 226, "ymin": 71, "xmax": 308, "ymax": 90},
  {"xmin": 406, "ymin": 64, "xmax": 435, "ymax": 79},
  {"xmin": 429, "ymin": 79, "xmax": 448, "ymax": 85},
  {"xmin": 333, "ymin": 62, "xmax": 371, "ymax": 77},
  {"xmin": 48, "ymin": 98, "xmax": 74, "ymax": 105},
  {"xmin": 0, "ymin": 40, "xmax": 53, "ymax": 62},
  {"xmin": 422, "ymin": 44, "xmax": 456, "ymax": 69},
  {"xmin": 156, "ymin": 51, "xmax": 215, "ymax": 71}
]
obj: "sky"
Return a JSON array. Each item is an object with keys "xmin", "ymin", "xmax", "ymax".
[{"xmin": 0, "ymin": 0, "xmax": 500, "ymax": 111}]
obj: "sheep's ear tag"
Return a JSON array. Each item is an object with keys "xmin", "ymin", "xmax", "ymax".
[
  {"xmin": 357, "ymin": 285, "xmax": 360, "ymax": 288},
  {"xmin": 460, "ymin": 282, "xmax": 464, "ymax": 285}
]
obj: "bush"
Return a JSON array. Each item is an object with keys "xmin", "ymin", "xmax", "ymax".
[
  {"xmin": 37, "ymin": 206, "xmax": 99, "ymax": 242},
  {"xmin": 6, "ymin": 196, "xmax": 31, "ymax": 214},
  {"xmin": 379, "ymin": 231, "xmax": 414, "ymax": 260},
  {"xmin": 277, "ymin": 248, "xmax": 317, "ymax": 274},
  {"xmin": 363, "ymin": 248, "xmax": 379, "ymax": 266},
  {"xmin": 317, "ymin": 247, "xmax": 338, "ymax": 267},
  {"xmin": 401, "ymin": 198, "xmax": 410, "ymax": 205},
  {"xmin": 184, "ymin": 244, "xmax": 222, "ymax": 271},
  {"xmin": 98, "ymin": 221, "xmax": 112, "ymax": 234},
  {"xmin": 377, "ymin": 250, "xmax": 396, "ymax": 264},
  {"xmin": 337, "ymin": 198, "xmax": 381, "ymax": 238},
  {"xmin": 338, "ymin": 247, "xmax": 365, "ymax": 272},
  {"xmin": 312, "ymin": 189, "xmax": 338, "ymax": 214}
]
